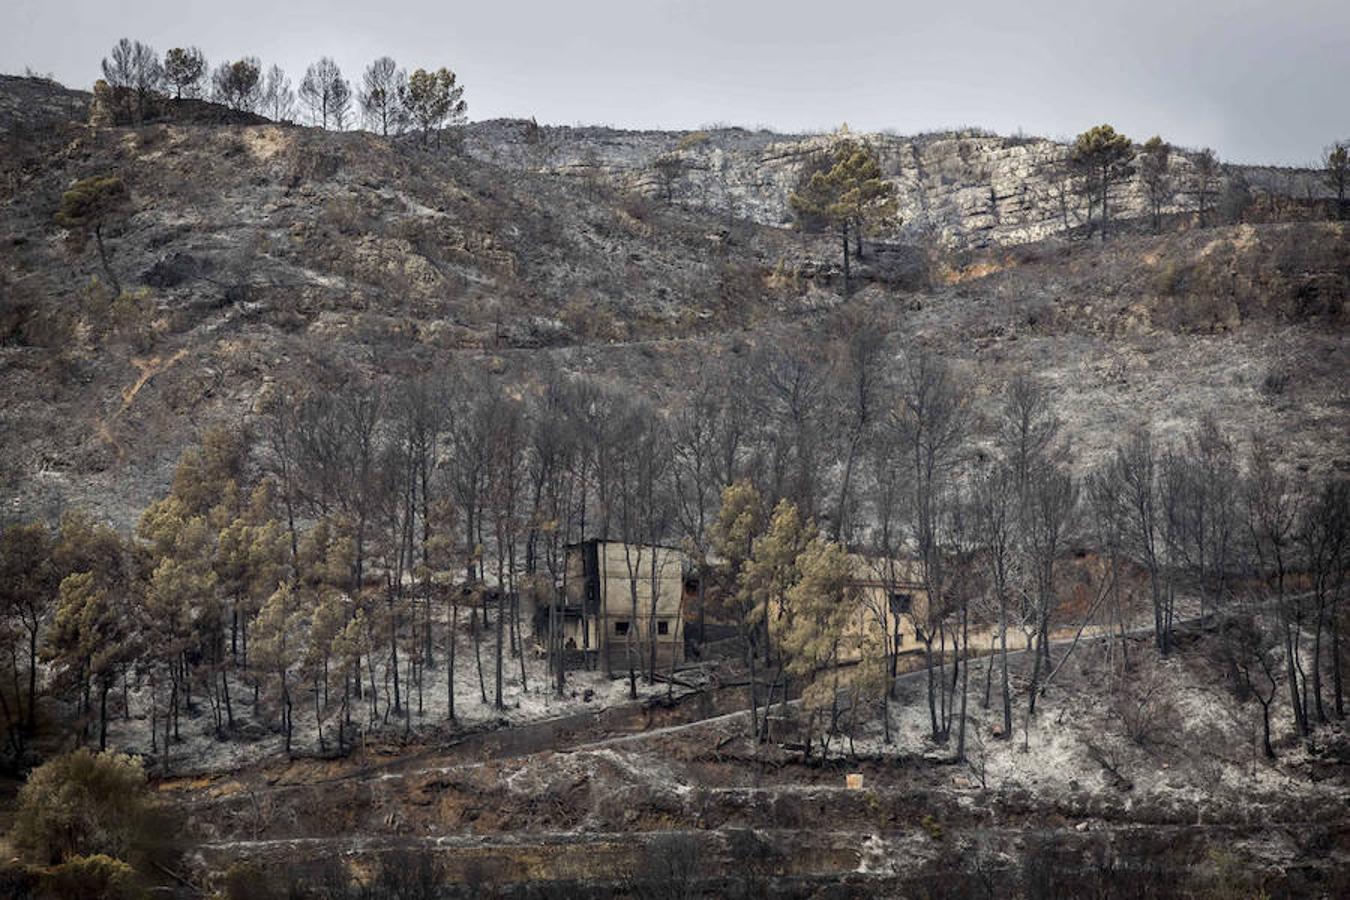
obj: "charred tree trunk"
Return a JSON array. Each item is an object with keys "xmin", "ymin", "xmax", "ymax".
[
  {"xmin": 1333, "ymin": 590, "xmax": 1344, "ymax": 718},
  {"xmin": 494, "ymin": 592, "xmax": 505, "ymax": 710},
  {"xmin": 472, "ymin": 606, "xmax": 487, "ymax": 706},
  {"xmin": 923, "ymin": 636, "xmax": 940, "ymax": 740},
  {"xmin": 221, "ymin": 667, "xmax": 233, "ymax": 729},
  {"xmin": 1028, "ymin": 630, "xmax": 1045, "ymax": 717},
  {"xmin": 389, "ymin": 596, "xmax": 402, "ymax": 716},
  {"xmin": 840, "ymin": 223, "xmax": 851, "ymax": 296},
  {"xmin": 956, "ymin": 602, "xmax": 970, "ymax": 761},
  {"xmin": 1312, "ymin": 603, "xmax": 1327, "ymax": 724},
  {"xmin": 447, "ymin": 595, "xmax": 458, "ymax": 721},
  {"xmin": 98, "ymin": 675, "xmax": 110, "ymax": 752},
  {"xmin": 747, "ymin": 640, "xmax": 760, "ymax": 743},
  {"xmin": 26, "ymin": 625, "xmax": 37, "ymax": 733},
  {"xmin": 314, "ymin": 676, "xmax": 325, "ymax": 753},
  {"xmin": 94, "ymin": 223, "xmax": 121, "ymax": 296}
]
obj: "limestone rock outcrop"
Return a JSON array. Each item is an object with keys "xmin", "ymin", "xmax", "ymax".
[{"xmin": 464, "ymin": 121, "xmax": 1324, "ymax": 250}]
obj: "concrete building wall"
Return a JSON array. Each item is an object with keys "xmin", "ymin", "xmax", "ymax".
[
  {"xmin": 840, "ymin": 555, "xmax": 1112, "ymax": 663},
  {"xmin": 562, "ymin": 541, "xmax": 687, "ymax": 673},
  {"xmin": 595, "ymin": 542, "xmax": 686, "ymax": 671}
]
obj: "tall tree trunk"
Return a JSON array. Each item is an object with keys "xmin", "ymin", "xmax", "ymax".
[
  {"xmin": 1150, "ymin": 561, "xmax": 1166, "ymax": 655},
  {"xmin": 1311, "ymin": 591, "xmax": 1327, "ymax": 724},
  {"xmin": 94, "ymin": 224, "xmax": 121, "ymax": 296},
  {"xmin": 1258, "ymin": 695, "xmax": 1274, "ymax": 758},
  {"xmin": 281, "ymin": 670, "xmax": 292, "ymax": 755},
  {"xmin": 626, "ymin": 618, "xmax": 637, "ymax": 702},
  {"xmin": 10, "ymin": 646, "xmax": 23, "ymax": 730},
  {"xmin": 165, "ymin": 678, "xmax": 175, "ymax": 771},
  {"xmin": 510, "ymin": 546, "xmax": 528, "ymax": 692},
  {"xmin": 555, "ymin": 556, "xmax": 567, "ymax": 696},
  {"xmin": 366, "ymin": 640, "xmax": 380, "ymax": 724},
  {"xmin": 26, "ymin": 625, "xmax": 37, "ymax": 732},
  {"xmin": 495, "ymin": 592, "xmax": 505, "ymax": 710},
  {"xmin": 314, "ymin": 676, "xmax": 325, "ymax": 753},
  {"xmin": 746, "ymin": 643, "xmax": 760, "ymax": 743},
  {"xmin": 840, "ymin": 223, "xmax": 851, "ymax": 296},
  {"xmin": 924, "ymin": 637, "xmax": 939, "ymax": 740},
  {"xmin": 1332, "ymin": 591, "xmax": 1344, "ymax": 718},
  {"xmin": 1099, "ymin": 170, "xmax": 1109, "ymax": 244},
  {"xmin": 1280, "ymin": 572, "xmax": 1307, "ymax": 736},
  {"xmin": 834, "ymin": 437, "xmax": 861, "ymax": 542},
  {"xmin": 149, "ymin": 676, "xmax": 158, "ymax": 755},
  {"xmin": 1028, "ymin": 630, "xmax": 1044, "ymax": 716},
  {"xmin": 881, "ymin": 660, "xmax": 892, "ymax": 745},
  {"xmin": 447, "ymin": 596, "xmax": 458, "ymax": 720},
  {"xmin": 999, "ymin": 611, "xmax": 1012, "ymax": 739},
  {"xmin": 337, "ymin": 677, "xmax": 348, "ymax": 752},
  {"xmin": 221, "ymin": 667, "xmax": 233, "ymax": 728},
  {"xmin": 390, "ymin": 597, "xmax": 402, "ymax": 715},
  {"xmin": 170, "ymin": 669, "xmax": 180, "ymax": 740},
  {"xmin": 956, "ymin": 602, "xmax": 970, "ymax": 761},
  {"xmin": 0, "ymin": 670, "xmax": 21, "ymax": 757},
  {"xmin": 697, "ymin": 565, "xmax": 707, "ymax": 648},
  {"xmin": 473, "ymin": 606, "xmax": 487, "ymax": 705},
  {"xmin": 98, "ymin": 676, "xmax": 110, "ymax": 752}
]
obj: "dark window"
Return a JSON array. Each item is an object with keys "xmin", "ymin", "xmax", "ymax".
[
  {"xmin": 657, "ymin": 620, "xmax": 670, "ymax": 635},
  {"xmin": 890, "ymin": 592, "xmax": 913, "ymax": 615},
  {"xmin": 615, "ymin": 620, "xmax": 630, "ymax": 636}
]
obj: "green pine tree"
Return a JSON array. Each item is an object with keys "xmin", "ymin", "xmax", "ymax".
[
  {"xmin": 789, "ymin": 138, "xmax": 898, "ymax": 295},
  {"xmin": 54, "ymin": 176, "xmax": 131, "ymax": 296},
  {"xmin": 1071, "ymin": 125, "xmax": 1135, "ymax": 242}
]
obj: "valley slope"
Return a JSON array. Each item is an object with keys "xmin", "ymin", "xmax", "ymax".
[{"xmin": 1, "ymin": 75, "xmax": 1345, "ymax": 526}]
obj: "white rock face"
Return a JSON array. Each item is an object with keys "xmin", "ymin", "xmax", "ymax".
[{"xmin": 464, "ymin": 121, "xmax": 1323, "ymax": 251}]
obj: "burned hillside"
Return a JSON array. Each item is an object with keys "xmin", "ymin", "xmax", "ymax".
[{"xmin": 0, "ymin": 63, "xmax": 1347, "ymax": 900}]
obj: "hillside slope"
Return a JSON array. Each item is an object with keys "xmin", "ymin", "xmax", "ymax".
[
  {"xmin": 0, "ymin": 78, "xmax": 1346, "ymax": 528},
  {"xmin": 165, "ymin": 629, "xmax": 1350, "ymax": 897}
]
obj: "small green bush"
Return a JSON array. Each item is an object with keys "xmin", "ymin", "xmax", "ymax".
[{"xmin": 11, "ymin": 749, "xmax": 164, "ymax": 867}]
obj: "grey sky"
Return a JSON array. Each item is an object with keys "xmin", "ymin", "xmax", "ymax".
[{"xmin": 4, "ymin": 0, "xmax": 1346, "ymax": 165}]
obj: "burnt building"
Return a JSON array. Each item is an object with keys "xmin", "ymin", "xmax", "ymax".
[{"xmin": 560, "ymin": 540, "xmax": 688, "ymax": 675}]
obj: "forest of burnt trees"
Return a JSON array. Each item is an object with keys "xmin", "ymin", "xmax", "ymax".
[{"xmin": 0, "ymin": 308, "xmax": 1346, "ymax": 772}]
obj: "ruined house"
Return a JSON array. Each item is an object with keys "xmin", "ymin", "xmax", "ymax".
[
  {"xmin": 842, "ymin": 554, "xmax": 1110, "ymax": 664},
  {"xmin": 840, "ymin": 555, "xmax": 930, "ymax": 663},
  {"xmin": 560, "ymin": 540, "xmax": 690, "ymax": 675}
]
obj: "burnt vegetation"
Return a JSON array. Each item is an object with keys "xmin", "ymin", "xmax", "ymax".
[{"xmin": 0, "ymin": 37, "xmax": 1347, "ymax": 899}]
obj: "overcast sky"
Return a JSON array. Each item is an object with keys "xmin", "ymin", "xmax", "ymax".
[{"xmin": 3, "ymin": 0, "xmax": 1346, "ymax": 165}]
